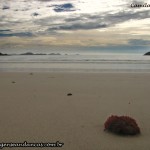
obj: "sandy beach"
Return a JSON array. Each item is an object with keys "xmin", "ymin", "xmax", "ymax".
[{"xmin": 0, "ymin": 72, "xmax": 150, "ymax": 150}]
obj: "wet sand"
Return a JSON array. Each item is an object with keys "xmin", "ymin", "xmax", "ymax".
[{"xmin": 0, "ymin": 72, "xmax": 150, "ymax": 150}]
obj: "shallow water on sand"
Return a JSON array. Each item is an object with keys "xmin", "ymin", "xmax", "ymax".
[{"xmin": 0, "ymin": 53, "xmax": 150, "ymax": 73}]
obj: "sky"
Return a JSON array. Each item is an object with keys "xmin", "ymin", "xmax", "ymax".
[{"xmin": 0, "ymin": 0, "xmax": 150, "ymax": 53}]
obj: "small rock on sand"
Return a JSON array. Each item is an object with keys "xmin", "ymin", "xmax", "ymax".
[{"xmin": 67, "ymin": 93, "xmax": 72, "ymax": 96}]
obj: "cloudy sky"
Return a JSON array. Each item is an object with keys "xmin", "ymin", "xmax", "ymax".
[{"xmin": 0, "ymin": 0, "xmax": 150, "ymax": 53}]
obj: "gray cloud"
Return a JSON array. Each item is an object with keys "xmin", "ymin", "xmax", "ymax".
[
  {"xmin": 131, "ymin": 0, "xmax": 149, "ymax": 3},
  {"xmin": 53, "ymin": 3, "xmax": 75, "ymax": 12},
  {"xmin": 32, "ymin": 12, "xmax": 40, "ymax": 16},
  {"xmin": 37, "ymin": 0, "xmax": 72, "ymax": 1},
  {"xmin": 47, "ymin": 22, "xmax": 107, "ymax": 30},
  {"xmin": 2, "ymin": 6, "xmax": 10, "ymax": 10},
  {"xmin": 105, "ymin": 10, "xmax": 149, "ymax": 23},
  {"xmin": 0, "ymin": 29, "xmax": 11, "ymax": 32},
  {"xmin": 0, "ymin": 32, "xmax": 33, "ymax": 37},
  {"xmin": 0, "ymin": 19, "xmax": 22, "ymax": 28},
  {"xmin": 37, "ymin": 0, "xmax": 53, "ymax": 1},
  {"xmin": 34, "ymin": 16, "xmax": 64, "ymax": 26},
  {"xmin": 1, "ymin": 0, "xmax": 150, "ymax": 37},
  {"xmin": 44, "ymin": 10, "xmax": 150, "ymax": 31},
  {"xmin": 129, "ymin": 39, "xmax": 150, "ymax": 45}
]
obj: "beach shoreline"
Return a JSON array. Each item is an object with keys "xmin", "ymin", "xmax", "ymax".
[{"xmin": 0, "ymin": 72, "xmax": 150, "ymax": 150}]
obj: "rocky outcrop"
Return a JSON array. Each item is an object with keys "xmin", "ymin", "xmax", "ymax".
[
  {"xmin": 144, "ymin": 52, "xmax": 150, "ymax": 55},
  {"xmin": 0, "ymin": 52, "xmax": 8, "ymax": 56},
  {"xmin": 21, "ymin": 52, "xmax": 47, "ymax": 55}
]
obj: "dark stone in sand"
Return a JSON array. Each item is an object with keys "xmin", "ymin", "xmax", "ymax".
[
  {"xmin": 144, "ymin": 52, "xmax": 150, "ymax": 55},
  {"xmin": 12, "ymin": 81, "xmax": 16, "ymax": 83},
  {"xmin": 67, "ymin": 93, "xmax": 72, "ymax": 96}
]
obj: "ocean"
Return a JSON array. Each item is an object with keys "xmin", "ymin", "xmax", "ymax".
[{"xmin": 0, "ymin": 52, "xmax": 150, "ymax": 73}]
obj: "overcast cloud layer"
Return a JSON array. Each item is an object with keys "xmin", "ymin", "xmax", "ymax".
[{"xmin": 0, "ymin": 0, "xmax": 150, "ymax": 49}]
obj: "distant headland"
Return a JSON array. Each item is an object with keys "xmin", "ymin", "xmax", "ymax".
[
  {"xmin": 0, "ymin": 52, "xmax": 61, "ymax": 56},
  {"xmin": 0, "ymin": 52, "xmax": 9, "ymax": 56},
  {"xmin": 144, "ymin": 52, "xmax": 150, "ymax": 56}
]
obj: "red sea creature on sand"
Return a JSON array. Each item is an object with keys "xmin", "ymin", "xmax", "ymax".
[{"xmin": 104, "ymin": 115, "xmax": 140, "ymax": 135}]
